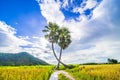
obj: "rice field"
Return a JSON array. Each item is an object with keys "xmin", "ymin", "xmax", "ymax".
[
  {"xmin": 65, "ymin": 64, "xmax": 120, "ymax": 80},
  {"xmin": 0, "ymin": 66, "xmax": 54, "ymax": 80},
  {"xmin": 1, "ymin": 64, "xmax": 120, "ymax": 80}
]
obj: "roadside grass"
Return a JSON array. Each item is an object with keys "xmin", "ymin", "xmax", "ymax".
[{"xmin": 58, "ymin": 74, "xmax": 69, "ymax": 80}]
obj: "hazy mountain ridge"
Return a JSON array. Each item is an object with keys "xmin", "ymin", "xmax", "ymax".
[{"xmin": 0, "ymin": 52, "xmax": 48, "ymax": 66}]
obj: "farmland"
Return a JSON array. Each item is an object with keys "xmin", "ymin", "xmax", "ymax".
[
  {"xmin": 63, "ymin": 64, "xmax": 120, "ymax": 80},
  {"xmin": 0, "ymin": 66, "xmax": 53, "ymax": 80},
  {"xmin": 0, "ymin": 64, "xmax": 120, "ymax": 80}
]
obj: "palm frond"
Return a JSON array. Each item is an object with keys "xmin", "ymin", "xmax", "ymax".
[{"xmin": 42, "ymin": 29, "xmax": 49, "ymax": 32}]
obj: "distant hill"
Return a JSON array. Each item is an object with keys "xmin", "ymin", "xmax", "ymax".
[{"xmin": 0, "ymin": 52, "xmax": 48, "ymax": 66}]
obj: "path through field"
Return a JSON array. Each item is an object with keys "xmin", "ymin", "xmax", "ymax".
[{"xmin": 49, "ymin": 70, "xmax": 75, "ymax": 80}]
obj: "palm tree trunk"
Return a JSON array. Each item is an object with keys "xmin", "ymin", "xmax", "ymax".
[
  {"xmin": 56, "ymin": 47, "xmax": 62, "ymax": 69},
  {"xmin": 51, "ymin": 43, "xmax": 69, "ymax": 68}
]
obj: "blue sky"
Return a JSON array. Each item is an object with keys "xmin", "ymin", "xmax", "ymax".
[
  {"xmin": 0, "ymin": 0, "xmax": 46, "ymax": 36},
  {"xmin": 0, "ymin": 0, "xmax": 120, "ymax": 64}
]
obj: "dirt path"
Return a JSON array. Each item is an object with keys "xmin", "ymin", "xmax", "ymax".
[{"xmin": 49, "ymin": 70, "xmax": 75, "ymax": 80}]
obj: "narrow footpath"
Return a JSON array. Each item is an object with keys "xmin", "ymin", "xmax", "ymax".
[{"xmin": 49, "ymin": 70, "xmax": 75, "ymax": 80}]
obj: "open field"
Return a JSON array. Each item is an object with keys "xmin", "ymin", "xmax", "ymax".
[
  {"xmin": 0, "ymin": 66, "xmax": 54, "ymax": 80},
  {"xmin": 63, "ymin": 64, "xmax": 120, "ymax": 80},
  {"xmin": 0, "ymin": 64, "xmax": 120, "ymax": 80}
]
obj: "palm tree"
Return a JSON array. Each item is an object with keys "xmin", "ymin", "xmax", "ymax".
[
  {"xmin": 56, "ymin": 27, "xmax": 72, "ymax": 69},
  {"xmin": 42, "ymin": 22, "xmax": 59, "ymax": 43},
  {"xmin": 42, "ymin": 22, "xmax": 70, "ymax": 68}
]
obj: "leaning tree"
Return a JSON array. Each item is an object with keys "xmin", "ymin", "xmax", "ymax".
[
  {"xmin": 42, "ymin": 22, "xmax": 72, "ymax": 69},
  {"xmin": 56, "ymin": 27, "xmax": 71, "ymax": 69}
]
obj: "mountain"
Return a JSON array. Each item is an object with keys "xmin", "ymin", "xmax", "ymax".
[{"xmin": 0, "ymin": 52, "xmax": 48, "ymax": 66}]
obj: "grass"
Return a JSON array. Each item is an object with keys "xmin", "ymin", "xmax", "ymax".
[
  {"xmin": 0, "ymin": 65, "xmax": 54, "ymax": 80},
  {"xmin": 64, "ymin": 64, "xmax": 120, "ymax": 80},
  {"xmin": 58, "ymin": 74, "xmax": 69, "ymax": 80}
]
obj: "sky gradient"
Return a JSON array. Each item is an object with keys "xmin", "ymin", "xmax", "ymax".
[{"xmin": 0, "ymin": 0, "xmax": 120, "ymax": 64}]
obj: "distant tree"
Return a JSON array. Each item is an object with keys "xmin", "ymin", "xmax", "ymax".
[
  {"xmin": 43, "ymin": 22, "xmax": 72, "ymax": 69},
  {"xmin": 108, "ymin": 58, "xmax": 118, "ymax": 64}
]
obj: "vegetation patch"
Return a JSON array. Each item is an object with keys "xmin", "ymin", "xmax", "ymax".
[
  {"xmin": 65, "ymin": 64, "xmax": 120, "ymax": 80},
  {"xmin": 0, "ymin": 66, "xmax": 54, "ymax": 80},
  {"xmin": 58, "ymin": 74, "xmax": 69, "ymax": 80}
]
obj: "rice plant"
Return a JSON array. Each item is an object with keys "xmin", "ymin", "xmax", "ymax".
[
  {"xmin": 0, "ymin": 66, "xmax": 54, "ymax": 80},
  {"xmin": 66, "ymin": 64, "xmax": 120, "ymax": 80}
]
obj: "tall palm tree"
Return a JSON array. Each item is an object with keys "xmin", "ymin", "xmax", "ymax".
[
  {"xmin": 56, "ymin": 27, "xmax": 72, "ymax": 69},
  {"xmin": 42, "ymin": 22, "xmax": 69, "ymax": 68},
  {"xmin": 42, "ymin": 22, "xmax": 59, "ymax": 43}
]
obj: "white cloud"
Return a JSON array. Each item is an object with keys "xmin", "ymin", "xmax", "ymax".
[
  {"xmin": 38, "ymin": 0, "xmax": 64, "ymax": 23},
  {"xmin": 0, "ymin": 21, "xmax": 31, "ymax": 53},
  {"xmin": 62, "ymin": 0, "xmax": 69, "ymax": 8},
  {"xmin": 37, "ymin": 0, "xmax": 120, "ymax": 64},
  {"xmin": 0, "ymin": 21, "xmax": 54, "ymax": 63},
  {"xmin": 85, "ymin": 0, "xmax": 98, "ymax": 9},
  {"xmin": 22, "ymin": 36, "xmax": 54, "ymax": 63},
  {"xmin": 0, "ymin": 21, "xmax": 16, "ymax": 35},
  {"xmin": 62, "ymin": 39, "xmax": 120, "ymax": 64},
  {"xmin": 37, "ymin": 0, "xmax": 102, "ymax": 41}
]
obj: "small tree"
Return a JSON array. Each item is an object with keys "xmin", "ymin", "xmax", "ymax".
[
  {"xmin": 43, "ymin": 22, "xmax": 72, "ymax": 69},
  {"xmin": 108, "ymin": 58, "xmax": 118, "ymax": 64}
]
